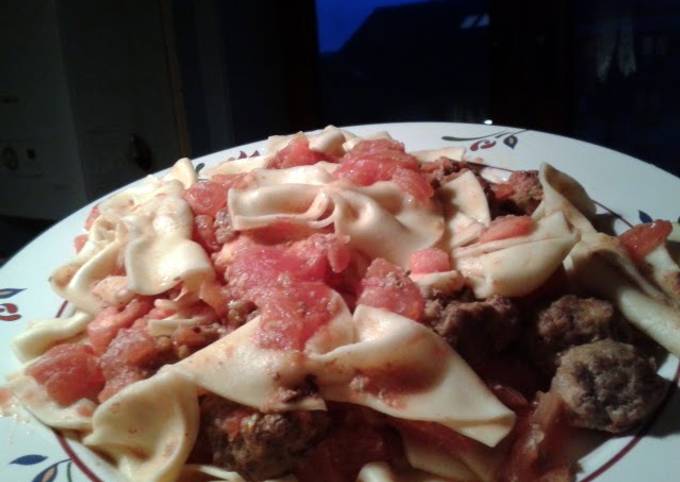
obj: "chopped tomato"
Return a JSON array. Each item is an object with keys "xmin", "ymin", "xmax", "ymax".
[
  {"xmin": 246, "ymin": 221, "xmax": 321, "ymax": 245},
  {"xmin": 192, "ymin": 214, "xmax": 221, "ymax": 252},
  {"xmin": 255, "ymin": 282, "xmax": 336, "ymax": 350},
  {"xmin": 87, "ymin": 298, "xmax": 154, "ymax": 355},
  {"xmin": 226, "ymin": 242, "xmax": 309, "ymax": 300},
  {"xmin": 334, "ymin": 139, "xmax": 432, "ymax": 200},
  {"xmin": 97, "ymin": 369, "xmax": 145, "ymax": 403},
  {"xmin": 357, "ymin": 258, "xmax": 424, "ymax": 321},
  {"xmin": 347, "ymin": 139, "xmax": 418, "ymax": 170},
  {"xmin": 183, "ymin": 181, "xmax": 227, "ymax": 217},
  {"xmin": 98, "ymin": 323, "xmax": 174, "ymax": 401},
  {"xmin": 391, "ymin": 167, "xmax": 434, "ymax": 201},
  {"xmin": 269, "ymin": 137, "xmax": 328, "ymax": 169},
  {"xmin": 335, "ymin": 157, "xmax": 396, "ymax": 186},
  {"xmin": 27, "ymin": 343, "xmax": 104, "ymax": 406},
  {"xmin": 619, "ymin": 220, "xmax": 672, "ymax": 262},
  {"xmin": 227, "ymin": 234, "xmax": 350, "ymax": 302},
  {"xmin": 84, "ymin": 205, "xmax": 100, "ymax": 230},
  {"xmin": 409, "ymin": 248, "xmax": 450, "ymax": 274},
  {"xmin": 224, "ymin": 234, "xmax": 350, "ymax": 350},
  {"xmin": 287, "ymin": 233, "xmax": 351, "ymax": 274},
  {"xmin": 73, "ymin": 234, "xmax": 88, "ymax": 253},
  {"xmin": 478, "ymin": 215, "xmax": 534, "ymax": 243}
]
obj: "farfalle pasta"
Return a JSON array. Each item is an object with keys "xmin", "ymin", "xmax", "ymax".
[{"xmin": 6, "ymin": 126, "xmax": 680, "ymax": 482}]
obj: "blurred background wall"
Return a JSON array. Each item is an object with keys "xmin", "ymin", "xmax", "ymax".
[{"xmin": 1, "ymin": 0, "xmax": 679, "ymax": 260}]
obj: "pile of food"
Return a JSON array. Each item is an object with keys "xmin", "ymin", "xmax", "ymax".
[{"xmin": 7, "ymin": 126, "xmax": 680, "ymax": 482}]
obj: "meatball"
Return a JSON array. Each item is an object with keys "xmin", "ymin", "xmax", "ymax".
[
  {"xmin": 530, "ymin": 295, "xmax": 630, "ymax": 370},
  {"xmin": 200, "ymin": 395, "xmax": 330, "ymax": 481},
  {"xmin": 492, "ymin": 170, "xmax": 543, "ymax": 216},
  {"xmin": 552, "ymin": 340, "xmax": 666, "ymax": 433},
  {"xmin": 421, "ymin": 158, "xmax": 485, "ymax": 189},
  {"xmin": 424, "ymin": 295, "xmax": 520, "ymax": 364}
]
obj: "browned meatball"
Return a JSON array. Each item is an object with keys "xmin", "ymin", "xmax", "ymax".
[
  {"xmin": 498, "ymin": 171, "xmax": 543, "ymax": 215},
  {"xmin": 421, "ymin": 157, "xmax": 485, "ymax": 188},
  {"xmin": 530, "ymin": 295, "xmax": 630, "ymax": 370},
  {"xmin": 200, "ymin": 395, "xmax": 330, "ymax": 481},
  {"xmin": 424, "ymin": 295, "xmax": 520, "ymax": 364},
  {"xmin": 552, "ymin": 340, "xmax": 666, "ymax": 433}
]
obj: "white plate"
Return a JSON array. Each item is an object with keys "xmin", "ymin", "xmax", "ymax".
[{"xmin": 1, "ymin": 122, "xmax": 679, "ymax": 482}]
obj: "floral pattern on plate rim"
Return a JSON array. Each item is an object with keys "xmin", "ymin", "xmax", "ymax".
[
  {"xmin": 0, "ymin": 288, "xmax": 24, "ymax": 322},
  {"xmin": 8, "ymin": 454, "xmax": 73, "ymax": 482},
  {"xmin": 442, "ymin": 128, "xmax": 528, "ymax": 151}
]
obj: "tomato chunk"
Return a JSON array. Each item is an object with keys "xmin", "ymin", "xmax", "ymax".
[
  {"xmin": 87, "ymin": 298, "xmax": 153, "ymax": 355},
  {"xmin": 192, "ymin": 214, "xmax": 221, "ymax": 253},
  {"xmin": 255, "ymin": 282, "xmax": 336, "ymax": 350},
  {"xmin": 619, "ymin": 220, "xmax": 672, "ymax": 262},
  {"xmin": 227, "ymin": 234, "xmax": 350, "ymax": 302},
  {"xmin": 183, "ymin": 181, "xmax": 227, "ymax": 217},
  {"xmin": 98, "ymin": 322, "xmax": 175, "ymax": 401},
  {"xmin": 346, "ymin": 139, "xmax": 419, "ymax": 170},
  {"xmin": 357, "ymin": 258, "xmax": 424, "ymax": 321},
  {"xmin": 335, "ymin": 157, "xmax": 396, "ymax": 186},
  {"xmin": 84, "ymin": 205, "xmax": 100, "ymax": 230},
  {"xmin": 269, "ymin": 136, "xmax": 328, "ymax": 169},
  {"xmin": 27, "ymin": 343, "xmax": 104, "ymax": 406},
  {"xmin": 392, "ymin": 166, "xmax": 434, "ymax": 201},
  {"xmin": 478, "ymin": 215, "xmax": 534, "ymax": 243},
  {"xmin": 225, "ymin": 234, "xmax": 350, "ymax": 350},
  {"xmin": 409, "ymin": 248, "xmax": 450, "ymax": 274},
  {"xmin": 246, "ymin": 221, "xmax": 321, "ymax": 245},
  {"xmin": 73, "ymin": 234, "xmax": 88, "ymax": 253},
  {"xmin": 334, "ymin": 139, "xmax": 432, "ymax": 201},
  {"xmin": 287, "ymin": 233, "xmax": 351, "ymax": 274}
]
